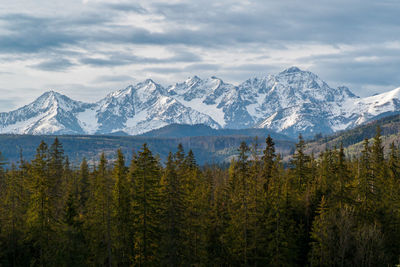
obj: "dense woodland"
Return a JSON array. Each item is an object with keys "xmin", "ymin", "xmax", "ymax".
[{"xmin": 0, "ymin": 127, "xmax": 400, "ymax": 266}]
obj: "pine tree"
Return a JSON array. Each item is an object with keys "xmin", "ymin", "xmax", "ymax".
[
  {"xmin": 310, "ymin": 197, "xmax": 356, "ymax": 266},
  {"xmin": 371, "ymin": 127, "xmax": 385, "ymax": 176},
  {"xmin": 78, "ymin": 157, "xmax": 90, "ymax": 215},
  {"xmin": 291, "ymin": 134, "xmax": 311, "ymax": 191},
  {"xmin": 182, "ymin": 149, "xmax": 208, "ymax": 265},
  {"xmin": 290, "ymin": 135, "xmax": 314, "ymax": 265},
  {"xmin": 205, "ymin": 166, "xmax": 230, "ymax": 265},
  {"xmin": 131, "ymin": 143, "xmax": 162, "ymax": 266},
  {"xmin": 225, "ymin": 141, "xmax": 251, "ymax": 265},
  {"xmin": 0, "ymin": 164, "xmax": 26, "ymax": 266},
  {"xmin": 160, "ymin": 152, "xmax": 185, "ymax": 266},
  {"xmin": 26, "ymin": 140, "xmax": 60, "ymax": 266},
  {"xmin": 388, "ymin": 142, "xmax": 400, "ymax": 182},
  {"xmin": 333, "ymin": 143, "xmax": 352, "ymax": 206},
  {"xmin": 62, "ymin": 191, "xmax": 87, "ymax": 266},
  {"xmin": 379, "ymin": 143, "xmax": 400, "ymax": 263},
  {"xmin": 48, "ymin": 138, "xmax": 65, "ymax": 220},
  {"xmin": 246, "ymin": 139, "xmax": 262, "ymax": 265},
  {"xmin": 175, "ymin": 143, "xmax": 185, "ymax": 167},
  {"xmin": 262, "ymin": 135, "xmax": 276, "ymax": 188},
  {"xmin": 262, "ymin": 148, "xmax": 299, "ymax": 266},
  {"xmin": 4, "ymin": 132, "xmax": 400, "ymax": 265},
  {"xmin": 357, "ymin": 138, "xmax": 375, "ymax": 219},
  {"xmin": 85, "ymin": 153, "xmax": 114, "ymax": 266},
  {"xmin": 112, "ymin": 149, "xmax": 133, "ymax": 265},
  {"xmin": 371, "ymin": 126, "xmax": 387, "ymax": 202}
]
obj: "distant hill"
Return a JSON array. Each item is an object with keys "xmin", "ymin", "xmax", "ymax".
[
  {"xmin": 5, "ymin": 113, "xmax": 400, "ymax": 167},
  {"xmin": 140, "ymin": 123, "xmax": 293, "ymax": 140},
  {"xmin": 0, "ymin": 134, "xmax": 295, "ymax": 166},
  {"xmin": 305, "ymin": 113, "xmax": 400, "ymax": 156}
]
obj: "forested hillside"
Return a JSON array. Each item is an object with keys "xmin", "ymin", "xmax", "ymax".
[
  {"xmin": 307, "ymin": 114, "xmax": 400, "ymax": 155},
  {"xmin": 0, "ymin": 134, "xmax": 295, "ymax": 165},
  {"xmin": 0, "ymin": 129, "xmax": 399, "ymax": 266}
]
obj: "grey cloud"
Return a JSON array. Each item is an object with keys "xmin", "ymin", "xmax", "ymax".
[
  {"xmin": 149, "ymin": 0, "xmax": 400, "ymax": 45},
  {"xmin": 0, "ymin": 98, "xmax": 19, "ymax": 112},
  {"xmin": 143, "ymin": 63, "xmax": 221, "ymax": 75},
  {"xmin": 142, "ymin": 66, "xmax": 184, "ymax": 74},
  {"xmin": 0, "ymin": 71, "xmax": 13, "ymax": 75},
  {"xmin": 224, "ymin": 63, "xmax": 280, "ymax": 73},
  {"xmin": 80, "ymin": 57, "xmax": 128, "ymax": 67},
  {"xmin": 299, "ymin": 46, "xmax": 400, "ymax": 95},
  {"xmin": 104, "ymin": 3, "xmax": 148, "ymax": 14},
  {"xmin": 0, "ymin": 0, "xmax": 399, "ymax": 97},
  {"xmin": 2, "ymin": 1, "xmax": 400, "ymax": 53},
  {"xmin": 93, "ymin": 75, "xmax": 135, "ymax": 83},
  {"xmin": 80, "ymin": 50, "xmax": 201, "ymax": 67},
  {"xmin": 0, "ymin": 14, "xmax": 82, "ymax": 53},
  {"xmin": 0, "ymin": 90, "xmax": 31, "ymax": 112},
  {"xmin": 30, "ymin": 58, "xmax": 75, "ymax": 71},
  {"xmin": 185, "ymin": 63, "xmax": 221, "ymax": 72}
]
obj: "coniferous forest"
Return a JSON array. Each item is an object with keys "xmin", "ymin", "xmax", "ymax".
[{"xmin": 0, "ymin": 129, "xmax": 400, "ymax": 266}]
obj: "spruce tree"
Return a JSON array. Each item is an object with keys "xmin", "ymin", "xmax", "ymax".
[
  {"xmin": 226, "ymin": 141, "xmax": 251, "ymax": 265},
  {"xmin": 48, "ymin": 138, "xmax": 65, "ymax": 219},
  {"xmin": 131, "ymin": 143, "xmax": 162, "ymax": 266},
  {"xmin": 85, "ymin": 153, "xmax": 114, "ymax": 266},
  {"xmin": 371, "ymin": 126, "xmax": 387, "ymax": 201},
  {"xmin": 26, "ymin": 141, "xmax": 60, "ymax": 266},
  {"xmin": 357, "ymin": 138, "xmax": 375, "ymax": 219},
  {"xmin": 310, "ymin": 197, "xmax": 356, "ymax": 266},
  {"xmin": 262, "ymin": 146, "xmax": 298, "ymax": 266},
  {"xmin": 160, "ymin": 152, "xmax": 185, "ymax": 266},
  {"xmin": 291, "ymin": 134, "xmax": 311, "ymax": 191},
  {"xmin": 78, "ymin": 157, "xmax": 90, "ymax": 215},
  {"xmin": 183, "ymin": 149, "xmax": 208, "ymax": 265},
  {"xmin": 262, "ymin": 135, "xmax": 276, "ymax": 187},
  {"xmin": 112, "ymin": 149, "xmax": 133, "ymax": 265},
  {"xmin": 62, "ymin": 190, "xmax": 87, "ymax": 266},
  {"xmin": 0, "ymin": 164, "xmax": 26, "ymax": 266}
]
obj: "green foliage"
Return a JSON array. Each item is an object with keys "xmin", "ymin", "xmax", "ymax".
[
  {"xmin": 85, "ymin": 153, "xmax": 114, "ymax": 266},
  {"xmin": 131, "ymin": 143, "xmax": 162, "ymax": 266},
  {"xmin": 0, "ymin": 130, "xmax": 399, "ymax": 266},
  {"xmin": 112, "ymin": 149, "xmax": 133, "ymax": 265},
  {"xmin": 160, "ymin": 152, "xmax": 185, "ymax": 266}
]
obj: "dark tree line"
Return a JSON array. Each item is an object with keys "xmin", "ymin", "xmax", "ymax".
[{"xmin": 0, "ymin": 129, "xmax": 400, "ymax": 266}]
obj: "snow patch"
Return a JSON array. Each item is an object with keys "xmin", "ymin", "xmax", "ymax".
[{"xmin": 76, "ymin": 108, "xmax": 99, "ymax": 134}]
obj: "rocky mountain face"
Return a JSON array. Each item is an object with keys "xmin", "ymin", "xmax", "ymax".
[
  {"xmin": 0, "ymin": 91, "xmax": 94, "ymax": 135},
  {"xmin": 1, "ymin": 67, "xmax": 400, "ymax": 138}
]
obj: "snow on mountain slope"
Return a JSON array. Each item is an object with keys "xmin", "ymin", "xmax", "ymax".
[
  {"xmin": 0, "ymin": 91, "xmax": 94, "ymax": 134},
  {"xmin": 76, "ymin": 107, "xmax": 99, "ymax": 134},
  {"xmin": 344, "ymin": 87, "xmax": 400, "ymax": 126},
  {"xmin": 167, "ymin": 76, "xmax": 238, "ymax": 127},
  {"xmin": 1, "ymin": 67, "xmax": 400, "ymax": 137},
  {"xmin": 243, "ymin": 67, "xmax": 359, "ymax": 136},
  {"xmin": 91, "ymin": 79, "xmax": 220, "ymax": 135}
]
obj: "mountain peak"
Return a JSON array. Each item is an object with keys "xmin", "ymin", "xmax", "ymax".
[
  {"xmin": 36, "ymin": 90, "xmax": 70, "ymax": 105},
  {"xmin": 41, "ymin": 90, "xmax": 62, "ymax": 98},
  {"xmin": 33, "ymin": 90, "xmax": 86, "ymax": 112},
  {"xmin": 2, "ymin": 70, "xmax": 400, "ymax": 139},
  {"xmin": 280, "ymin": 66, "xmax": 303, "ymax": 74},
  {"xmin": 143, "ymin": 78, "xmax": 156, "ymax": 85},
  {"xmin": 337, "ymin": 86, "xmax": 358, "ymax": 98},
  {"xmin": 185, "ymin": 75, "xmax": 201, "ymax": 85}
]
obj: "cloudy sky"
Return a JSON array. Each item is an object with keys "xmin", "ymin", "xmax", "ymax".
[{"xmin": 0, "ymin": 0, "xmax": 399, "ymax": 111}]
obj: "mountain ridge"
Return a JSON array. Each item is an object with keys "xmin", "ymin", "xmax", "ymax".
[{"xmin": 1, "ymin": 67, "xmax": 400, "ymax": 138}]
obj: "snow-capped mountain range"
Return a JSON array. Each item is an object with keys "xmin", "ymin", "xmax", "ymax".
[{"xmin": 1, "ymin": 67, "xmax": 400, "ymax": 138}]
